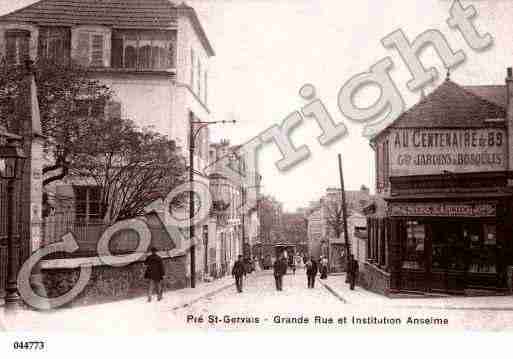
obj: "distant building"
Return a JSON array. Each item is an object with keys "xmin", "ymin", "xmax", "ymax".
[
  {"xmin": 208, "ymin": 139, "xmax": 261, "ymax": 277},
  {"xmin": 306, "ymin": 186, "xmax": 373, "ymax": 267}
]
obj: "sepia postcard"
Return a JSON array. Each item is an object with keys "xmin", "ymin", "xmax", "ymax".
[{"xmin": 0, "ymin": 0, "xmax": 512, "ymax": 356}]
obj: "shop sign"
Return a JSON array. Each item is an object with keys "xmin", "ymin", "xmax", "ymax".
[
  {"xmin": 390, "ymin": 128, "xmax": 507, "ymax": 176},
  {"xmin": 389, "ymin": 202, "xmax": 496, "ymax": 217}
]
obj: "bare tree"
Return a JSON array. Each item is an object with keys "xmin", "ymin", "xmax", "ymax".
[
  {"xmin": 69, "ymin": 117, "xmax": 185, "ymax": 224},
  {"xmin": 323, "ymin": 199, "xmax": 354, "ymax": 239}
]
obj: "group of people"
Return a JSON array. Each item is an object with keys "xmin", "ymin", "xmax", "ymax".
[{"xmin": 143, "ymin": 247, "xmax": 361, "ymax": 302}]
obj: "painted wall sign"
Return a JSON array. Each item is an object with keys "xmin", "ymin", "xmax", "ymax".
[
  {"xmin": 390, "ymin": 128, "xmax": 507, "ymax": 176},
  {"xmin": 389, "ymin": 202, "xmax": 496, "ymax": 218}
]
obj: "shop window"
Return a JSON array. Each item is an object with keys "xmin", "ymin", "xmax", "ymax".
[
  {"xmin": 39, "ymin": 27, "xmax": 71, "ymax": 63},
  {"xmin": 5, "ymin": 30, "xmax": 30, "ymax": 65},
  {"xmin": 466, "ymin": 224, "xmax": 497, "ymax": 274},
  {"xmin": 402, "ymin": 220, "xmax": 425, "ymax": 270},
  {"xmin": 111, "ymin": 30, "xmax": 175, "ymax": 70}
]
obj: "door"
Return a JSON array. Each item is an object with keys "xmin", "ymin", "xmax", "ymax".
[{"xmin": 430, "ymin": 222, "xmax": 466, "ymax": 293}]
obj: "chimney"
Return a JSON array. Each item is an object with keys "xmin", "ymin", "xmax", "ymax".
[{"xmin": 507, "ymin": 67, "xmax": 513, "ymax": 182}]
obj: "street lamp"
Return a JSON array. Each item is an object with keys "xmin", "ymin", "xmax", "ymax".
[
  {"xmin": 0, "ymin": 136, "xmax": 26, "ymax": 312},
  {"xmin": 189, "ymin": 115, "xmax": 235, "ymax": 288}
]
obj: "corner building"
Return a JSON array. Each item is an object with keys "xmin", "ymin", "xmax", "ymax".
[{"xmin": 365, "ymin": 73, "xmax": 513, "ymax": 295}]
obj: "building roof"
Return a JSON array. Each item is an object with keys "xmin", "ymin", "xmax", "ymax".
[
  {"xmin": 464, "ymin": 85, "xmax": 506, "ymax": 109},
  {"xmin": 0, "ymin": 0, "xmax": 214, "ymax": 56},
  {"xmin": 372, "ymin": 79, "xmax": 507, "ymax": 141}
]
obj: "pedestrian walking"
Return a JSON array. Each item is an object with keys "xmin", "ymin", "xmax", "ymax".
[
  {"xmin": 232, "ymin": 255, "xmax": 246, "ymax": 293},
  {"xmin": 273, "ymin": 256, "xmax": 287, "ymax": 291},
  {"xmin": 320, "ymin": 256, "xmax": 328, "ymax": 279},
  {"xmin": 306, "ymin": 256, "xmax": 318, "ymax": 288},
  {"xmin": 348, "ymin": 254, "xmax": 359, "ymax": 290},
  {"xmin": 144, "ymin": 247, "xmax": 165, "ymax": 302}
]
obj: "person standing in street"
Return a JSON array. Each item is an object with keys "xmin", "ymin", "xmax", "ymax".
[
  {"xmin": 145, "ymin": 247, "xmax": 165, "ymax": 302},
  {"xmin": 306, "ymin": 256, "xmax": 318, "ymax": 288},
  {"xmin": 320, "ymin": 255, "xmax": 328, "ymax": 279},
  {"xmin": 232, "ymin": 255, "xmax": 246, "ymax": 293},
  {"xmin": 348, "ymin": 254, "xmax": 359, "ymax": 290},
  {"xmin": 273, "ymin": 256, "xmax": 287, "ymax": 291}
]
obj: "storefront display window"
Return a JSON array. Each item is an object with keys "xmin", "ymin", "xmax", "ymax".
[
  {"xmin": 467, "ymin": 224, "xmax": 497, "ymax": 274},
  {"xmin": 402, "ymin": 220, "xmax": 424, "ymax": 270}
]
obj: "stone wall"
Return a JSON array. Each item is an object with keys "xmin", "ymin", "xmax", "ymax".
[
  {"xmin": 360, "ymin": 261, "xmax": 391, "ymax": 296},
  {"xmin": 35, "ymin": 253, "xmax": 186, "ymax": 308}
]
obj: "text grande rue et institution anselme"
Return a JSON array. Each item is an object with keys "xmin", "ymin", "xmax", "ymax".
[{"xmin": 186, "ymin": 314, "xmax": 449, "ymax": 326}]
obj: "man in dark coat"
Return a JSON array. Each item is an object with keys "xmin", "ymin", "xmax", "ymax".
[
  {"xmin": 273, "ymin": 256, "xmax": 287, "ymax": 291},
  {"xmin": 232, "ymin": 255, "xmax": 246, "ymax": 293},
  {"xmin": 348, "ymin": 254, "xmax": 359, "ymax": 290},
  {"xmin": 145, "ymin": 247, "xmax": 165, "ymax": 302},
  {"xmin": 306, "ymin": 256, "xmax": 318, "ymax": 289}
]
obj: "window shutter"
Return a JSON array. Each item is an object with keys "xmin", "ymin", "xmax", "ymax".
[
  {"xmin": 204, "ymin": 70, "xmax": 208, "ymax": 105},
  {"xmin": 38, "ymin": 28, "xmax": 48, "ymax": 60},
  {"xmin": 90, "ymin": 34, "xmax": 104, "ymax": 67},
  {"xmin": 190, "ymin": 49, "xmax": 194, "ymax": 86},
  {"xmin": 76, "ymin": 32, "xmax": 90, "ymax": 66},
  {"xmin": 5, "ymin": 36, "xmax": 16, "ymax": 64},
  {"xmin": 111, "ymin": 35, "xmax": 123, "ymax": 68}
]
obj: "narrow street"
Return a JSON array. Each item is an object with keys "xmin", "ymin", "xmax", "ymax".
[{"xmin": 2, "ymin": 269, "xmax": 513, "ymax": 332}]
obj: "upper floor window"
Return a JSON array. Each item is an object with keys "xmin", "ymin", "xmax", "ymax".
[
  {"xmin": 111, "ymin": 30, "xmax": 176, "ymax": 70},
  {"xmin": 5, "ymin": 30, "xmax": 30, "ymax": 65},
  {"xmin": 39, "ymin": 27, "xmax": 71, "ymax": 63},
  {"xmin": 74, "ymin": 185, "xmax": 102, "ymax": 223},
  {"xmin": 74, "ymin": 29, "xmax": 107, "ymax": 67}
]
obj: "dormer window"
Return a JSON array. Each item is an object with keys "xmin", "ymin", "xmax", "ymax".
[
  {"xmin": 111, "ymin": 30, "xmax": 176, "ymax": 70},
  {"xmin": 5, "ymin": 29, "xmax": 29, "ymax": 65}
]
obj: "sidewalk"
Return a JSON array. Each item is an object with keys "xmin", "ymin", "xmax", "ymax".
[
  {"xmin": 320, "ymin": 274, "xmax": 513, "ymax": 311},
  {"xmin": 0, "ymin": 272, "xmax": 245, "ymax": 333}
]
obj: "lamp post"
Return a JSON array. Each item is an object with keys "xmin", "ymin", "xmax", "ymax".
[
  {"xmin": 188, "ymin": 116, "xmax": 235, "ymax": 288},
  {"xmin": 0, "ymin": 135, "xmax": 27, "ymax": 312}
]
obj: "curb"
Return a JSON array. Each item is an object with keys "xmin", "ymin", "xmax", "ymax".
[
  {"xmin": 320, "ymin": 280, "xmax": 348, "ymax": 304},
  {"xmin": 170, "ymin": 281, "xmax": 235, "ymax": 311},
  {"xmin": 170, "ymin": 271, "xmax": 266, "ymax": 311},
  {"xmin": 320, "ymin": 280, "xmax": 513, "ymax": 311}
]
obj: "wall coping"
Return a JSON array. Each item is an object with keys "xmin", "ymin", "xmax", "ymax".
[{"xmin": 40, "ymin": 249, "xmax": 186, "ymax": 269}]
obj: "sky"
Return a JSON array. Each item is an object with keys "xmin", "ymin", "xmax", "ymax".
[{"xmin": 2, "ymin": 0, "xmax": 513, "ymax": 211}]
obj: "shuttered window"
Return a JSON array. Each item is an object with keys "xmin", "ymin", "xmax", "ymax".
[
  {"xmin": 75, "ymin": 31, "xmax": 105, "ymax": 67},
  {"xmin": 91, "ymin": 35, "xmax": 104, "ymax": 66}
]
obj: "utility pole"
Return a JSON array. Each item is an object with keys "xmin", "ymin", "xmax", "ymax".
[
  {"xmin": 338, "ymin": 154, "xmax": 350, "ymax": 276},
  {"xmin": 188, "ymin": 117, "xmax": 196, "ymax": 288}
]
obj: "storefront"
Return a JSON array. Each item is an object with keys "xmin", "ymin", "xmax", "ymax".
[{"xmin": 364, "ymin": 77, "xmax": 513, "ymax": 295}]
